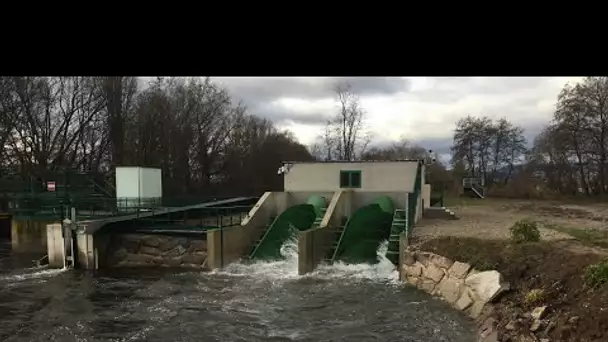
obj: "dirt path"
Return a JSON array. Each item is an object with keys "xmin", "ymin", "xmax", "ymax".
[{"xmin": 413, "ymin": 199, "xmax": 608, "ymax": 255}]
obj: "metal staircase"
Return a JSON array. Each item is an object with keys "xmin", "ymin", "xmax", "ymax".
[
  {"xmin": 324, "ymin": 216, "xmax": 349, "ymax": 263},
  {"xmin": 463, "ymin": 177, "xmax": 485, "ymax": 199},
  {"xmin": 248, "ymin": 216, "xmax": 277, "ymax": 258},
  {"xmin": 386, "ymin": 209, "xmax": 407, "ymax": 265}
]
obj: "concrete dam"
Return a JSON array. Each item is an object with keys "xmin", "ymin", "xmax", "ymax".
[{"xmin": 0, "ymin": 161, "xmax": 476, "ymax": 341}]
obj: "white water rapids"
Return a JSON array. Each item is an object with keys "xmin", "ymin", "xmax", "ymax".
[
  {"xmin": 0, "ymin": 239, "xmax": 476, "ymax": 342},
  {"xmin": 214, "ymin": 237, "xmax": 399, "ymax": 284}
]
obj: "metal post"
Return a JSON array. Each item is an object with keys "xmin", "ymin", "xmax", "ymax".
[
  {"xmin": 70, "ymin": 207, "xmax": 76, "ymax": 268},
  {"xmin": 219, "ymin": 211, "xmax": 224, "ymax": 268}
]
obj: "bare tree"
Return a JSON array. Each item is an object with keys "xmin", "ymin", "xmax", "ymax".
[
  {"xmin": 530, "ymin": 77, "xmax": 608, "ymax": 197},
  {"xmin": 313, "ymin": 81, "xmax": 371, "ymax": 161},
  {"xmin": 361, "ymin": 138, "xmax": 427, "ymax": 160},
  {"xmin": 451, "ymin": 115, "xmax": 527, "ymax": 188},
  {"xmin": 0, "ymin": 76, "xmax": 314, "ymax": 198}
]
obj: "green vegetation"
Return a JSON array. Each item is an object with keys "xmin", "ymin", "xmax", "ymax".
[
  {"xmin": 583, "ymin": 260, "xmax": 608, "ymax": 289},
  {"xmin": 420, "ymin": 236, "xmax": 502, "ymax": 271},
  {"xmin": 543, "ymin": 222, "xmax": 608, "ymax": 249},
  {"xmin": 523, "ymin": 288, "xmax": 546, "ymax": 306},
  {"xmin": 510, "ymin": 219, "xmax": 541, "ymax": 244}
]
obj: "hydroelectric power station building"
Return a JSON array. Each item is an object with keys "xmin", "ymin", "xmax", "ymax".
[{"xmin": 40, "ymin": 159, "xmax": 453, "ymax": 275}]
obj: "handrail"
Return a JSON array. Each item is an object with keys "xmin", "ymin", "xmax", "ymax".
[
  {"xmin": 330, "ymin": 215, "xmax": 352, "ymax": 262},
  {"xmin": 391, "ymin": 208, "xmax": 408, "ymax": 235}
]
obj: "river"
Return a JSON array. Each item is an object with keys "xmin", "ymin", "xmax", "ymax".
[{"xmin": 0, "ymin": 239, "xmax": 475, "ymax": 342}]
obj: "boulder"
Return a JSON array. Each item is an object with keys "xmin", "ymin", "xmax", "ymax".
[
  {"xmin": 403, "ymin": 251, "xmax": 416, "ymax": 266},
  {"xmin": 465, "ymin": 270, "xmax": 510, "ymax": 303},
  {"xmin": 406, "ymin": 276, "xmax": 420, "ymax": 286},
  {"xmin": 182, "ymin": 254, "xmax": 206, "ymax": 265},
  {"xmin": 467, "ymin": 299, "xmax": 486, "ymax": 319},
  {"xmin": 125, "ymin": 253, "xmax": 153, "ymax": 264},
  {"xmin": 151, "ymin": 256, "xmax": 164, "ymax": 265},
  {"xmin": 189, "ymin": 240, "xmax": 207, "ymax": 252},
  {"xmin": 423, "ymin": 263, "xmax": 445, "ymax": 283},
  {"xmin": 448, "ymin": 261, "xmax": 472, "ymax": 279},
  {"xmin": 121, "ymin": 236, "xmax": 142, "ymax": 252},
  {"xmin": 164, "ymin": 245, "xmax": 186, "ymax": 257},
  {"xmin": 430, "ymin": 254, "xmax": 454, "ymax": 270},
  {"xmin": 415, "ymin": 251, "xmax": 433, "ymax": 267},
  {"xmin": 436, "ymin": 276, "xmax": 464, "ymax": 303},
  {"xmin": 142, "ymin": 235, "xmax": 162, "ymax": 247},
  {"xmin": 140, "ymin": 245, "xmax": 162, "ymax": 256},
  {"xmin": 418, "ymin": 279, "xmax": 438, "ymax": 293},
  {"xmin": 113, "ymin": 247, "xmax": 128, "ymax": 260},
  {"xmin": 454, "ymin": 291, "xmax": 473, "ymax": 311},
  {"xmin": 403, "ymin": 262, "xmax": 423, "ymax": 277},
  {"xmin": 163, "ymin": 256, "xmax": 183, "ymax": 267},
  {"xmin": 531, "ymin": 306, "xmax": 547, "ymax": 320},
  {"xmin": 159, "ymin": 238, "xmax": 179, "ymax": 251}
]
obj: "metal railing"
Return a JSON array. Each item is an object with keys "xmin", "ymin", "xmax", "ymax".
[{"xmin": 4, "ymin": 195, "xmax": 257, "ymax": 221}]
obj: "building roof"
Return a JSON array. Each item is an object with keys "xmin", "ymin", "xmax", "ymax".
[{"xmin": 282, "ymin": 159, "xmax": 425, "ymax": 164}]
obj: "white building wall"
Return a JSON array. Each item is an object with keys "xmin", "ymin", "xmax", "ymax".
[
  {"xmin": 115, "ymin": 167, "xmax": 162, "ymax": 199},
  {"xmin": 138, "ymin": 168, "xmax": 162, "ymax": 199},
  {"xmin": 284, "ymin": 161, "xmax": 419, "ymax": 193}
]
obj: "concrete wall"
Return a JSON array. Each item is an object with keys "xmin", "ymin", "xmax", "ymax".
[
  {"xmin": 298, "ymin": 225, "xmax": 339, "ymax": 275},
  {"xmin": 287, "ymin": 191, "xmax": 334, "ymax": 208},
  {"xmin": 207, "ymin": 192, "xmax": 286, "ymax": 269},
  {"xmin": 298, "ymin": 191, "xmax": 351, "ymax": 274},
  {"xmin": 46, "ymin": 223, "xmax": 65, "ymax": 268},
  {"xmin": 422, "ymin": 184, "xmax": 431, "ymax": 209},
  {"xmin": 321, "ymin": 190, "xmax": 353, "ymax": 227},
  {"xmin": 284, "ymin": 161, "xmax": 419, "ymax": 192},
  {"xmin": 76, "ymin": 232, "xmax": 95, "ymax": 269},
  {"xmin": 12, "ymin": 219, "xmax": 56, "ymax": 253},
  {"xmin": 105, "ymin": 233, "xmax": 208, "ymax": 268},
  {"xmin": 353, "ymin": 191, "xmax": 408, "ymax": 210}
]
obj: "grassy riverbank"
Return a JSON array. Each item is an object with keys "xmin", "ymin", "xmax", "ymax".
[
  {"xmin": 414, "ymin": 198, "xmax": 608, "ymax": 341},
  {"xmin": 420, "ymin": 237, "xmax": 608, "ymax": 341}
]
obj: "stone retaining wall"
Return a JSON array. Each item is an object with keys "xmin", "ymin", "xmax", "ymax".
[
  {"xmin": 107, "ymin": 234, "xmax": 208, "ymax": 269},
  {"xmin": 401, "ymin": 250, "xmax": 510, "ymax": 342}
]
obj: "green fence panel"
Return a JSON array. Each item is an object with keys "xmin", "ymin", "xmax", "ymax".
[{"xmin": 407, "ymin": 162, "xmax": 422, "ymax": 234}]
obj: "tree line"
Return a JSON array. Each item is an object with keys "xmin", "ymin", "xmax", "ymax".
[
  {"xmin": 449, "ymin": 77, "xmax": 608, "ymax": 198},
  {"xmin": 308, "ymin": 76, "xmax": 608, "ymax": 199},
  {"xmin": 1, "ymin": 76, "xmax": 605, "ymax": 200},
  {"xmin": 0, "ymin": 77, "xmax": 312, "ymax": 197}
]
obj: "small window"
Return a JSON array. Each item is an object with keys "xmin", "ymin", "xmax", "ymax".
[{"xmin": 340, "ymin": 170, "xmax": 362, "ymax": 188}]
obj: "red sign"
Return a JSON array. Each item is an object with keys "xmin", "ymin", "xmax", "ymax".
[{"xmin": 47, "ymin": 181, "xmax": 56, "ymax": 192}]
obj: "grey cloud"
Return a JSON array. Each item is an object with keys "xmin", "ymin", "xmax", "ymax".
[
  {"xmin": 217, "ymin": 77, "xmax": 410, "ymax": 103},
  {"xmin": 412, "ymin": 137, "xmax": 453, "ymax": 155},
  {"xmin": 410, "ymin": 77, "xmax": 558, "ymax": 105},
  {"xmin": 214, "ymin": 77, "xmax": 411, "ymax": 127},
  {"xmin": 213, "ymin": 77, "xmax": 567, "ymax": 150},
  {"xmin": 337, "ymin": 77, "xmax": 412, "ymax": 96},
  {"xmin": 256, "ymin": 104, "xmax": 331, "ymax": 126},
  {"xmin": 368, "ymin": 136, "xmax": 452, "ymax": 155}
]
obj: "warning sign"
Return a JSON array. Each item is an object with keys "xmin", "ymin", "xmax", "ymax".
[{"xmin": 47, "ymin": 181, "xmax": 56, "ymax": 192}]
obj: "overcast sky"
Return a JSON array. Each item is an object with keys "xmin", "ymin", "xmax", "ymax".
[{"xmin": 213, "ymin": 77, "xmax": 583, "ymax": 157}]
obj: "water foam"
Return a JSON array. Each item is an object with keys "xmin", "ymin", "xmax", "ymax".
[
  {"xmin": 0, "ymin": 265, "xmax": 67, "ymax": 283},
  {"xmin": 212, "ymin": 235, "xmax": 301, "ymax": 281},
  {"xmin": 213, "ymin": 236, "xmax": 398, "ymax": 284},
  {"xmin": 311, "ymin": 241, "xmax": 399, "ymax": 284}
]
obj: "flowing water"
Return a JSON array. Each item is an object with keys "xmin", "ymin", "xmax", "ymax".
[{"xmin": 0, "ymin": 239, "xmax": 475, "ymax": 342}]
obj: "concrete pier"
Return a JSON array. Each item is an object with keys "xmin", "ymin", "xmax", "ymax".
[{"xmin": 12, "ymin": 219, "xmax": 56, "ymax": 253}]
